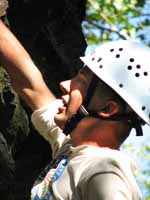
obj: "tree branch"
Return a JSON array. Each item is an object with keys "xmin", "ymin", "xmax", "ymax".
[{"xmin": 86, "ymin": 20, "xmax": 129, "ymax": 40}]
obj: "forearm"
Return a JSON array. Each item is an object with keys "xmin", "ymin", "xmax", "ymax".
[{"xmin": 0, "ymin": 20, "xmax": 56, "ymax": 110}]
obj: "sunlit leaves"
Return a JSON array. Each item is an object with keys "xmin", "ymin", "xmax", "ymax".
[
  {"xmin": 123, "ymin": 141, "xmax": 150, "ymax": 198},
  {"xmin": 146, "ymin": 194, "xmax": 150, "ymax": 200},
  {"xmin": 83, "ymin": 0, "xmax": 150, "ymax": 45}
]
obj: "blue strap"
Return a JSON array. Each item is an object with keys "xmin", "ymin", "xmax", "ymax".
[
  {"xmin": 52, "ymin": 157, "xmax": 68, "ymax": 182},
  {"xmin": 34, "ymin": 192, "xmax": 51, "ymax": 200},
  {"xmin": 34, "ymin": 194, "xmax": 42, "ymax": 200},
  {"xmin": 34, "ymin": 156, "xmax": 68, "ymax": 200}
]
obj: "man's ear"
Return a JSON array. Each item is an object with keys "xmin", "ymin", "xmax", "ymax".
[{"xmin": 97, "ymin": 101, "xmax": 120, "ymax": 118}]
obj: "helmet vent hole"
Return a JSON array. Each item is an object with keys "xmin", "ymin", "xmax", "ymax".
[
  {"xmin": 110, "ymin": 49, "xmax": 114, "ymax": 52},
  {"xmin": 119, "ymin": 83, "xmax": 123, "ymax": 88},
  {"xmin": 119, "ymin": 48, "xmax": 123, "ymax": 51},
  {"xmin": 142, "ymin": 106, "xmax": 146, "ymax": 111},
  {"xmin": 99, "ymin": 65, "xmax": 103, "ymax": 68},
  {"xmin": 97, "ymin": 58, "xmax": 102, "ymax": 62},
  {"xmin": 127, "ymin": 65, "xmax": 132, "ymax": 70},
  {"xmin": 135, "ymin": 73, "xmax": 140, "ymax": 77},
  {"xmin": 136, "ymin": 65, "xmax": 141, "ymax": 69},
  {"xmin": 92, "ymin": 57, "xmax": 95, "ymax": 61},
  {"xmin": 116, "ymin": 54, "xmax": 120, "ymax": 58},
  {"xmin": 130, "ymin": 58, "xmax": 134, "ymax": 62},
  {"xmin": 144, "ymin": 72, "xmax": 148, "ymax": 76}
]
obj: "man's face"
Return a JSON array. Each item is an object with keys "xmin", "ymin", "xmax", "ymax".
[{"xmin": 55, "ymin": 67, "xmax": 93, "ymax": 128}]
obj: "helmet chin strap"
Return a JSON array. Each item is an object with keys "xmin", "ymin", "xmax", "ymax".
[
  {"xmin": 64, "ymin": 74, "xmax": 144, "ymax": 136},
  {"xmin": 64, "ymin": 74, "xmax": 99, "ymax": 134}
]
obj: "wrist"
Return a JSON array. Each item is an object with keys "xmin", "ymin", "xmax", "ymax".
[{"xmin": 31, "ymin": 99, "xmax": 63, "ymax": 137}]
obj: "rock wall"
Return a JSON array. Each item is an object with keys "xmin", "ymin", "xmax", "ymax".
[{"xmin": 0, "ymin": 0, "xmax": 87, "ymax": 199}]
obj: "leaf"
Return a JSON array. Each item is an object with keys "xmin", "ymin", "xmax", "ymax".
[{"xmin": 136, "ymin": 0, "xmax": 145, "ymax": 7}]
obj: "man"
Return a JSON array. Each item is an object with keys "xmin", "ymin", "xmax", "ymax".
[
  {"xmin": 30, "ymin": 40, "xmax": 150, "ymax": 200},
  {"xmin": 0, "ymin": 20, "xmax": 144, "ymax": 199},
  {"xmin": 0, "ymin": 1, "xmax": 146, "ymax": 199}
]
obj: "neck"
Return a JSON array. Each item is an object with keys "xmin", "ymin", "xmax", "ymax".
[{"xmin": 70, "ymin": 117, "xmax": 125, "ymax": 150}]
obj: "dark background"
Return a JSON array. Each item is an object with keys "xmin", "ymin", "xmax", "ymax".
[{"xmin": 0, "ymin": 0, "xmax": 87, "ymax": 199}]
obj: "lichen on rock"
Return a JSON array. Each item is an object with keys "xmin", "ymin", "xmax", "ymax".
[{"xmin": 0, "ymin": 0, "xmax": 8, "ymax": 17}]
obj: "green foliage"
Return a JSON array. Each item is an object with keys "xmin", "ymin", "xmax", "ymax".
[
  {"xmin": 146, "ymin": 195, "xmax": 150, "ymax": 200},
  {"xmin": 0, "ymin": 66, "xmax": 29, "ymax": 155},
  {"xmin": 83, "ymin": 0, "xmax": 150, "ymax": 45},
  {"xmin": 123, "ymin": 140, "xmax": 150, "ymax": 199}
]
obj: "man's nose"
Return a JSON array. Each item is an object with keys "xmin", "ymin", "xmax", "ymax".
[{"xmin": 59, "ymin": 80, "xmax": 71, "ymax": 94}]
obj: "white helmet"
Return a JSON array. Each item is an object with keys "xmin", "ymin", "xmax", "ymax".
[{"xmin": 80, "ymin": 40, "xmax": 150, "ymax": 126}]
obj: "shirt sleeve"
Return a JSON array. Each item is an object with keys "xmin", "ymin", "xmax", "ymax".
[
  {"xmin": 31, "ymin": 99, "xmax": 69, "ymax": 158},
  {"xmin": 86, "ymin": 173, "xmax": 133, "ymax": 200},
  {"xmin": 0, "ymin": 0, "xmax": 8, "ymax": 17}
]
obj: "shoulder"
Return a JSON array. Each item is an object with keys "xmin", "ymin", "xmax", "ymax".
[
  {"xmin": 71, "ymin": 146, "xmax": 137, "ymax": 182},
  {"xmin": 0, "ymin": 0, "xmax": 8, "ymax": 17},
  {"xmin": 84, "ymin": 172, "xmax": 134, "ymax": 200},
  {"xmin": 78, "ymin": 146, "xmax": 137, "ymax": 175},
  {"xmin": 76, "ymin": 146, "xmax": 141, "ymax": 199},
  {"xmin": 80, "ymin": 172, "xmax": 141, "ymax": 199}
]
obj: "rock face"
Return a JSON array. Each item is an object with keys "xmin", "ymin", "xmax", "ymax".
[
  {"xmin": 0, "ymin": 0, "xmax": 87, "ymax": 199},
  {"xmin": 0, "ymin": 67, "xmax": 29, "ymax": 199}
]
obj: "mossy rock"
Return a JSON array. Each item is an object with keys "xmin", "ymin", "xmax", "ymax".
[{"xmin": 0, "ymin": 66, "xmax": 29, "ymax": 155}]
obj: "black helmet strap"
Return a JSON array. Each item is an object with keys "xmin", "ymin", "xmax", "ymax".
[
  {"xmin": 83, "ymin": 75, "xmax": 100, "ymax": 108},
  {"xmin": 63, "ymin": 75, "xmax": 99, "ymax": 134}
]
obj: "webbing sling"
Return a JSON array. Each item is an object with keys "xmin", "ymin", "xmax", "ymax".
[{"xmin": 33, "ymin": 155, "xmax": 68, "ymax": 200}]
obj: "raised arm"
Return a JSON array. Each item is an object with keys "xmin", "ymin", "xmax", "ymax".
[
  {"xmin": 0, "ymin": 20, "xmax": 69, "ymax": 157},
  {"xmin": 0, "ymin": 20, "xmax": 56, "ymax": 111}
]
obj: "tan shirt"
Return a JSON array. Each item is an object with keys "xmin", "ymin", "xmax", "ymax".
[{"xmin": 31, "ymin": 143, "xmax": 141, "ymax": 200}]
